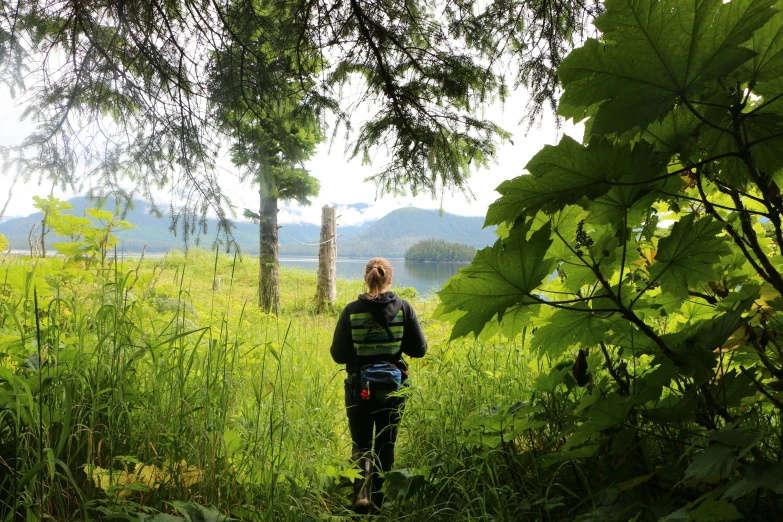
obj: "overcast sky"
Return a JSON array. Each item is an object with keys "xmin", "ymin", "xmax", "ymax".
[{"xmin": 0, "ymin": 87, "xmax": 582, "ymax": 226}]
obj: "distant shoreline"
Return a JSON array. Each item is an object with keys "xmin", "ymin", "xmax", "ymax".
[
  {"xmin": 8, "ymin": 249, "xmax": 470, "ymax": 264},
  {"xmin": 6, "ymin": 250, "xmax": 413, "ymax": 262}
]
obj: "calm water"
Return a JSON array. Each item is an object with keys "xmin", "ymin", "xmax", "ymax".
[
  {"xmin": 279, "ymin": 257, "xmax": 466, "ymax": 295},
  {"xmin": 8, "ymin": 250, "xmax": 465, "ymax": 295}
]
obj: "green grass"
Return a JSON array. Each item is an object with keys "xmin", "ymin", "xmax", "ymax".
[
  {"xmin": 0, "ymin": 249, "xmax": 540, "ymax": 521},
  {"xmin": 7, "ymin": 248, "xmax": 774, "ymax": 521}
]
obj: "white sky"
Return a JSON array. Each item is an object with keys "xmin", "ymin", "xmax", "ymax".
[{"xmin": 0, "ymin": 87, "xmax": 582, "ymax": 226}]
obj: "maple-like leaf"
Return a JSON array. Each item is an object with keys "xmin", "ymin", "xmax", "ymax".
[
  {"xmin": 435, "ymin": 220, "xmax": 553, "ymax": 339},
  {"xmin": 558, "ymin": 0, "xmax": 776, "ymax": 135},
  {"xmin": 531, "ymin": 309, "xmax": 615, "ymax": 358},
  {"xmin": 486, "ymin": 137, "xmax": 667, "ymax": 226},
  {"xmin": 648, "ymin": 214, "xmax": 732, "ymax": 298}
]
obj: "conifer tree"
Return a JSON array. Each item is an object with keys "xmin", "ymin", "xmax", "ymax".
[
  {"xmin": 209, "ymin": 0, "xmax": 322, "ymax": 314},
  {"xmin": 0, "ymin": 0, "xmax": 599, "ymax": 223}
]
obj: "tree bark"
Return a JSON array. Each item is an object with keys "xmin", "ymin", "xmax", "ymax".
[
  {"xmin": 40, "ymin": 213, "xmax": 48, "ymax": 258},
  {"xmin": 258, "ymin": 180, "xmax": 280, "ymax": 314},
  {"xmin": 315, "ymin": 205, "xmax": 337, "ymax": 312},
  {"xmin": 0, "ymin": 177, "xmax": 16, "ymax": 222}
]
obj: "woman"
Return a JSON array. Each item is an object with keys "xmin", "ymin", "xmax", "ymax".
[{"xmin": 330, "ymin": 257, "xmax": 428, "ymax": 513}]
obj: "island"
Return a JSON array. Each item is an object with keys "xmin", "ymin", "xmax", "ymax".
[{"xmin": 404, "ymin": 238, "xmax": 476, "ymax": 262}]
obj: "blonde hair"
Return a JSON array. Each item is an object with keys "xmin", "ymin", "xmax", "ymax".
[{"xmin": 364, "ymin": 257, "xmax": 393, "ymax": 299}]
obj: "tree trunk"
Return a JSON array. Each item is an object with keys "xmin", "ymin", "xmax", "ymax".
[
  {"xmin": 258, "ymin": 181, "xmax": 280, "ymax": 314},
  {"xmin": 40, "ymin": 213, "xmax": 48, "ymax": 258},
  {"xmin": 315, "ymin": 205, "xmax": 337, "ymax": 312}
]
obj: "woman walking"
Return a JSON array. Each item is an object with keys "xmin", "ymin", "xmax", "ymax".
[{"xmin": 330, "ymin": 257, "xmax": 428, "ymax": 513}]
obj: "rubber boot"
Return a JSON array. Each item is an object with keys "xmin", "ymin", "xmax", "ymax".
[
  {"xmin": 351, "ymin": 452, "xmax": 364, "ymax": 510},
  {"xmin": 352, "ymin": 455, "xmax": 373, "ymax": 514}
]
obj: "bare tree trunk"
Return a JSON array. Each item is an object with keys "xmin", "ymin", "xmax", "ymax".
[
  {"xmin": 258, "ymin": 180, "xmax": 280, "ymax": 314},
  {"xmin": 40, "ymin": 184, "xmax": 55, "ymax": 258},
  {"xmin": 28, "ymin": 223, "xmax": 39, "ymax": 258},
  {"xmin": 315, "ymin": 205, "xmax": 337, "ymax": 312},
  {"xmin": 40, "ymin": 212, "xmax": 48, "ymax": 258},
  {"xmin": 0, "ymin": 177, "xmax": 16, "ymax": 221}
]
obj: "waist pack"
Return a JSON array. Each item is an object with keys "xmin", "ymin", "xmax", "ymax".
[{"xmin": 356, "ymin": 362, "xmax": 402, "ymax": 403}]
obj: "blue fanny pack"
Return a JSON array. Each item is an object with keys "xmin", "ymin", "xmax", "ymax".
[{"xmin": 357, "ymin": 363, "xmax": 402, "ymax": 402}]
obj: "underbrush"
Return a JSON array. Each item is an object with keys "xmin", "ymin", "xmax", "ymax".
[{"xmin": 0, "ymin": 249, "xmax": 780, "ymax": 521}]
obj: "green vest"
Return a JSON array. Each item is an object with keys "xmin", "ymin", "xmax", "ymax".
[{"xmin": 350, "ymin": 310, "xmax": 404, "ymax": 356}]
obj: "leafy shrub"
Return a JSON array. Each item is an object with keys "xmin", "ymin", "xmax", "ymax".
[{"xmin": 435, "ymin": 0, "xmax": 783, "ymax": 518}]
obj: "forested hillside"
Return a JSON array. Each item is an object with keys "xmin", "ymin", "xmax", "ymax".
[
  {"xmin": 0, "ymin": 197, "xmax": 354, "ymax": 252},
  {"xmin": 0, "ymin": 199, "xmax": 494, "ymax": 258}
]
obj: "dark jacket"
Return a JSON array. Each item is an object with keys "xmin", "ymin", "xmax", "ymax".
[{"xmin": 330, "ymin": 291, "xmax": 427, "ymax": 375}]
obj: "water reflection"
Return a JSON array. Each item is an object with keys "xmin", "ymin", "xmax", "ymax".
[{"xmin": 278, "ymin": 258, "xmax": 466, "ymax": 296}]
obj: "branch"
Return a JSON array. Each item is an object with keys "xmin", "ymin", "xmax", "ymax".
[
  {"xmin": 745, "ymin": 91, "xmax": 783, "ymax": 117},
  {"xmin": 745, "ymin": 326, "xmax": 783, "ymax": 380},
  {"xmin": 617, "ymin": 212, "xmax": 628, "ymax": 303},
  {"xmin": 604, "ymin": 152, "xmax": 741, "ymax": 187},
  {"xmin": 697, "ymin": 174, "xmax": 772, "ymax": 282},
  {"xmin": 527, "ymin": 292, "xmax": 621, "ymax": 313},
  {"xmin": 688, "ymin": 291, "xmax": 717, "ymax": 304},
  {"xmin": 682, "ymin": 98, "xmax": 738, "ymax": 136},
  {"xmin": 740, "ymin": 366, "xmax": 783, "ymax": 410},
  {"xmin": 727, "ymin": 189, "xmax": 783, "ymax": 296},
  {"xmin": 551, "ymin": 228, "xmax": 676, "ymax": 360},
  {"xmin": 600, "ymin": 342, "xmax": 630, "ymax": 396},
  {"xmin": 0, "ymin": 177, "xmax": 17, "ymax": 221},
  {"xmin": 657, "ymin": 190, "xmax": 767, "ymax": 216},
  {"xmin": 555, "ymin": 228, "xmax": 745, "ymax": 426}
]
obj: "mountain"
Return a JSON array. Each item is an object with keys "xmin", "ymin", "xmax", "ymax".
[
  {"xmin": 0, "ymin": 197, "xmax": 496, "ymax": 257},
  {"xmin": 338, "ymin": 207, "xmax": 496, "ymax": 257}
]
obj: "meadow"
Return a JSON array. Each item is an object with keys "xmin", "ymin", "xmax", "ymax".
[
  {"xmin": 0, "ymin": 248, "xmax": 540, "ymax": 521},
  {"xmin": 5, "ymin": 0, "xmax": 783, "ymax": 519}
]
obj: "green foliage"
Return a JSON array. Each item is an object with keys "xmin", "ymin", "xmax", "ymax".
[
  {"xmin": 436, "ymin": 0, "xmax": 783, "ymax": 518},
  {"xmin": 404, "ymin": 238, "xmax": 476, "ymax": 262},
  {"xmin": 208, "ymin": 1, "xmax": 323, "ymax": 202},
  {"xmin": 28, "ymin": 196, "xmax": 135, "ymax": 265},
  {"xmin": 1, "ymin": 247, "xmax": 549, "ymax": 521},
  {"xmin": 2, "ymin": 0, "xmax": 583, "ymax": 218},
  {"xmin": 208, "ymin": 1, "xmax": 325, "ymax": 312},
  {"xmin": 438, "ymin": 220, "xmax": 553, "ymax": 339}
]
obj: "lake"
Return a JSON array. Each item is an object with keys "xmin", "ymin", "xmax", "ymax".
[
  {"xmin": 8, "ymin": 250, "xmax": 466, "ymax": 295},
  {"xmin": 279, "ymin": 257, "xmax": 466, "ymax": 296}
]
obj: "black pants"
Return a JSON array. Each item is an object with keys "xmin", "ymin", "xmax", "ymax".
[{"xmin": 346, "ymin": 399, "xmax": 403, "ymax": 504}]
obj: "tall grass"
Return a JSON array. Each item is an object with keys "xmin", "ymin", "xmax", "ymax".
[{"xmin": 0, "ymin": 249, "xmax": 541, "ymax": 521}]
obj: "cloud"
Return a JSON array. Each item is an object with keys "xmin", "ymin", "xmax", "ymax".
[{"xmin": 277, "ymin": 200, "xmax": 411, "ymax": 226}]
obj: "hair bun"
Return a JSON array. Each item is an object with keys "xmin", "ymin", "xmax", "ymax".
[{"xmin": 364, "ymin": 257, "xmax": 393, "ymax": 299}]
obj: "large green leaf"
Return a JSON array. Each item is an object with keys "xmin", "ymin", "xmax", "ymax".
[
  {"xmin": 558, "ymin": 0, "xmax": 776, "ymax": 135},
  {"xmin": 745, "ymin": 10, "xmax": 783, "ymax": 83},
  {"xmin": 486, "ymin": 137, "xmax": 666, "ymax": 225},
  {"xmin": 648, "ymin": 214, "xmax": 732, "ymax": 298},
  {"xmin": 723, "ymin": 463, "xmax": 783, "ymax": 500},
  {"xmin": 435, "ymin": 220, "xmax": 553, "ymax": 339},
  {"xmin": 531, "ymin": 309, "xmax": 613, "ymax": 357},
  {"xmin": 684, "ymin": 444, "xmax": 738, "ymax": 481},
  {"xmin": 384, "ymin": 468, "xmax": 428, "ymax": 499},
  {"xmin": 563, "ymin": 393, "xmax": 633, "ymax": 450},
  {"xmin": 743, "ymin": 112, "xmax": 783, "ymax": 175},
  {"xmin": 169, "ymin": 501, "xmax": 228, "ymax": 522},
  {"xmin": 686, "ymin": 500, "xmax": 743, "ymax": 521},
  {"xmin": 642, "ymin": 107, "xmax": 702, "ymax": 157}
]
